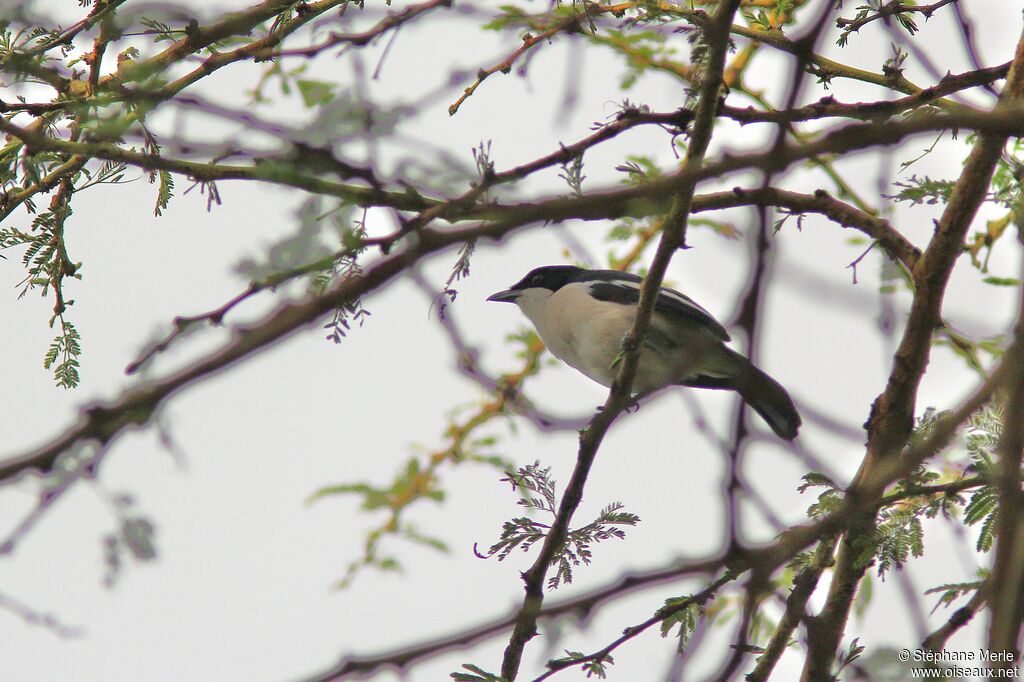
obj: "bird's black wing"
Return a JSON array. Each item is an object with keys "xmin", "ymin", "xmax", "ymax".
[{"xmin": 583, "ymin": 273, "xmax": 731, "ymax": 342}]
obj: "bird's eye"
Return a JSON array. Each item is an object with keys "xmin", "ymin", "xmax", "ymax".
[{"xmin": 531, "ymin": 275, "xmax": 542, "ymax": 285}]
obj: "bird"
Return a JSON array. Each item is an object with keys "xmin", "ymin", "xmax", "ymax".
[{"xmin": 487, "ymin": 265, "xmax": 801, "ymax": 440}]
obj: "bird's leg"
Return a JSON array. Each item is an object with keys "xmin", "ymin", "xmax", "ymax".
[{"xmin": 606, "ymin": 334, "xmax": 644, "ymax": 412}]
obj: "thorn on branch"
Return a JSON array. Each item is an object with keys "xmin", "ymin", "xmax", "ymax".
[{"xmin": 847, "ymin": 240, "xmax": 879, "ymax": 285}]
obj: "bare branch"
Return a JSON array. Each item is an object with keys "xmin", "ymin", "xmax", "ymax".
[
  {"xmin": 270, "ymin": 0, "xmax": 453, "ymax": 59},
  {"xmin": 305, "ymin": 555, "xmax": 721, "ymax": 681}
]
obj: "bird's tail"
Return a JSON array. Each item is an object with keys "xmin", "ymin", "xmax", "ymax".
[{"xmin": 682, "ymin": 350, "xmax": 801, "ymax": 440}]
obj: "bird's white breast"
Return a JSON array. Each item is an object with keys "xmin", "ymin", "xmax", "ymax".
[{"xmin": 516, "ymin": 282, "xmax": 635, "ymax": 387}]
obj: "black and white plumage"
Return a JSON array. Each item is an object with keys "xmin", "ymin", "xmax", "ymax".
[{"xmin": 487, "ymin": 265, "xmax": 801, "ymax": 440}]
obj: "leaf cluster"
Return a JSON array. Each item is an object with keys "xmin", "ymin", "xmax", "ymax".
[
  {"xmin": 799, "ymin": 405, "xmax": 1010, "ymax": 584},
  {"xmin": 548, "ymin": 650, "xmax": 614, "ymax": 679},
  {"xmin": 480, "ymin": 462, "xmax": 639, "ymax": 589},
  {"xmin": 308, "ymin": 456, "xmax": 449, "ymax": 588},
  {"xmin": 659, "ymin": 596, "xmax": 702, "ymax": 651},
  {"xmin": 798, "ymin": 471, "xmax": 844, "ymax": 519},
  {"xmin": 43, "ymin": 319, "xmax": 82, "ymax": 389},
  {"xmin": 888, "ymin": 174, "xmax": 954, "ymax": 206},
  {"xmin": 962, "ymin": 406, "xmax": 1003, "ymax": 552}
]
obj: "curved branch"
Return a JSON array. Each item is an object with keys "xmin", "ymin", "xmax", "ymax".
[
  {"xmin": 835, "ymin": 0, "xmax": 957, "ymax": 36},
  {"xmin": 270, "ymin": 0, "xmax": 452, "ymax": 59},
  {"xmin": 12, "ymin": 0, "xmax": 130, "ymax": 59},
  {"xmin": 0, "ymin": 217, "xmax": 539, "ymax": 481},
  {"xmin": 8, "ymin": 105, "xmax": 1024, "ymax": 229},
  {"xmin": 530, "ymin": 570, "xmax": 738, "ymax": 682},
  {"xmin": 922, "ymin": 578, "xmax": 991, "ymax": 652},
  {"xmin": 305, "ymin": 555, "xmax": 720, "ymax": 681},
  {"xmin": 0, "ymin": 117, "xmax": 433, "ymax": 222},
  {"xmin": 691, "ymin": 187, "xmax": 920, "ymax": 270},
  {"xmin": 721, "ymin": 61, "xmax": 1010, "ymax": 125},
  {"xmin": 448, "ymin": 10, "xmax": 586, "ymax": 116},
  {"xmin": 746, "ymin": 538, "xmax": 837, "ymax": 682}
]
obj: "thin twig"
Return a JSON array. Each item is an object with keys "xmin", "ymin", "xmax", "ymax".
[
  {"xmin": 529, "ymin": 571, "xmax": 739, "ymax": 682},
  {"xmin": 921, "ymin": 579, "xmax": 991, "ymax": 652},
  {"xmin": 835, "ymin": 0, "xmax": 958, "ymax": 35},
  {"xmin": 268, "ymin": 0, "xmax": 452, "ymax": 59}
]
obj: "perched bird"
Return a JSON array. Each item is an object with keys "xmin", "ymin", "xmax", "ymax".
[{"xmin": 487, "ymin": 265, "xmax": 801, "ymax": 439}]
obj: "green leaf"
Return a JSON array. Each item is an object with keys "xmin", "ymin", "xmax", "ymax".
[
  {"xmin": 659, "ymin": 598, "xmax": 701, "ymax": 651},
  {"xmin": 44, "ymin": 321, "xmax": 82, "ymax": 388},
  {"xmin": 154, "ymin": 170, "xmax": 174, "ymax": 217},
  {"xmin": 982, "ymin": 276, "xmax": 1021, "ymax": 287},
  {"xmin": 798, "ymin": 472, "xmax": 839, "ymax": 493},
  {"xmin": 887, "ymin": 175, "xmax": 954, "ymax": 206},
  {"xmin": 925, "ymin": 579, "xmax": 983, "ymax": 613},
  {"xmin": 451, "ymin": 663, "xmax": 505, "ymax": 681},
  {"xmin": 964, "ymin": 486, "xmax": 997, "ymax": 526},
  {"xmin": 296, "ymin": 79, "xmax": 335, "ymax": 107},
  {"xmin": 306, "ymin": 482, "xmax": 390, "ymax": 510}
]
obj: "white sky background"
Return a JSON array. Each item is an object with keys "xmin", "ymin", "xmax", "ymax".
[{"xmin": 0, "ymin": 1, "xmax": 1022, "ymax": 681}]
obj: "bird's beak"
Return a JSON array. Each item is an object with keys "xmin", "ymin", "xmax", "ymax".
[{"xmin": 487, "ymin": 288, "xmax": 520, "ymax": 303}]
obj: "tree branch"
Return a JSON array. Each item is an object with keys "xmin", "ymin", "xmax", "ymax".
[
  {"xmin": 0, "ymin": 217, "xmax": 552, "ymax": 481},
  {"xmin": 269, "ymin": 0, "xmax": 452, "ymax": 59},
  {"xmin": 720, "ymin": 61, "xmax": 1010, "ymax": 126},
  {"xmin": 800, "ymin": 27, "xmax": 1024, "ymax": 680},
  {"xmin": 529, "ymin": 570, "xmax": 738, "ymax": 682},
  {"xmin": 498, "ymin": 1, "xmax": 745, "ymax": 678},
  {"xmin": 986, "ymin": 259, "xmax": 1024, "ymax": 665},
  {"xmin": 835, "ymin": 0, "xmax": 958, "ymax": 36},
  {"xmin": 305, "ymin": 555, "xmax": 721, "ymax": 681},
  {"xmin": 8, "ymin": 106, "xmax": 1024, "ymax": 230},
  {"xmin": 449, "ymin": 13, "xmax": 583, "ymax": 116},
  {"xmin": 747, "ymin": 538, "xmax": 837, "ymax": 682},
  {"xmin": 922, "ymin": 579, "xmax": 991, "ymax": 652},
  {"xmin": 694, "ymin": 186, "xmax": 920, "ymax": 269}
]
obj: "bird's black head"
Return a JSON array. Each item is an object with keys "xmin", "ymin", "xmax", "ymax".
[{"xmin": 487, "ymin": 265, "xmax": 583, "ymax": 303}]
